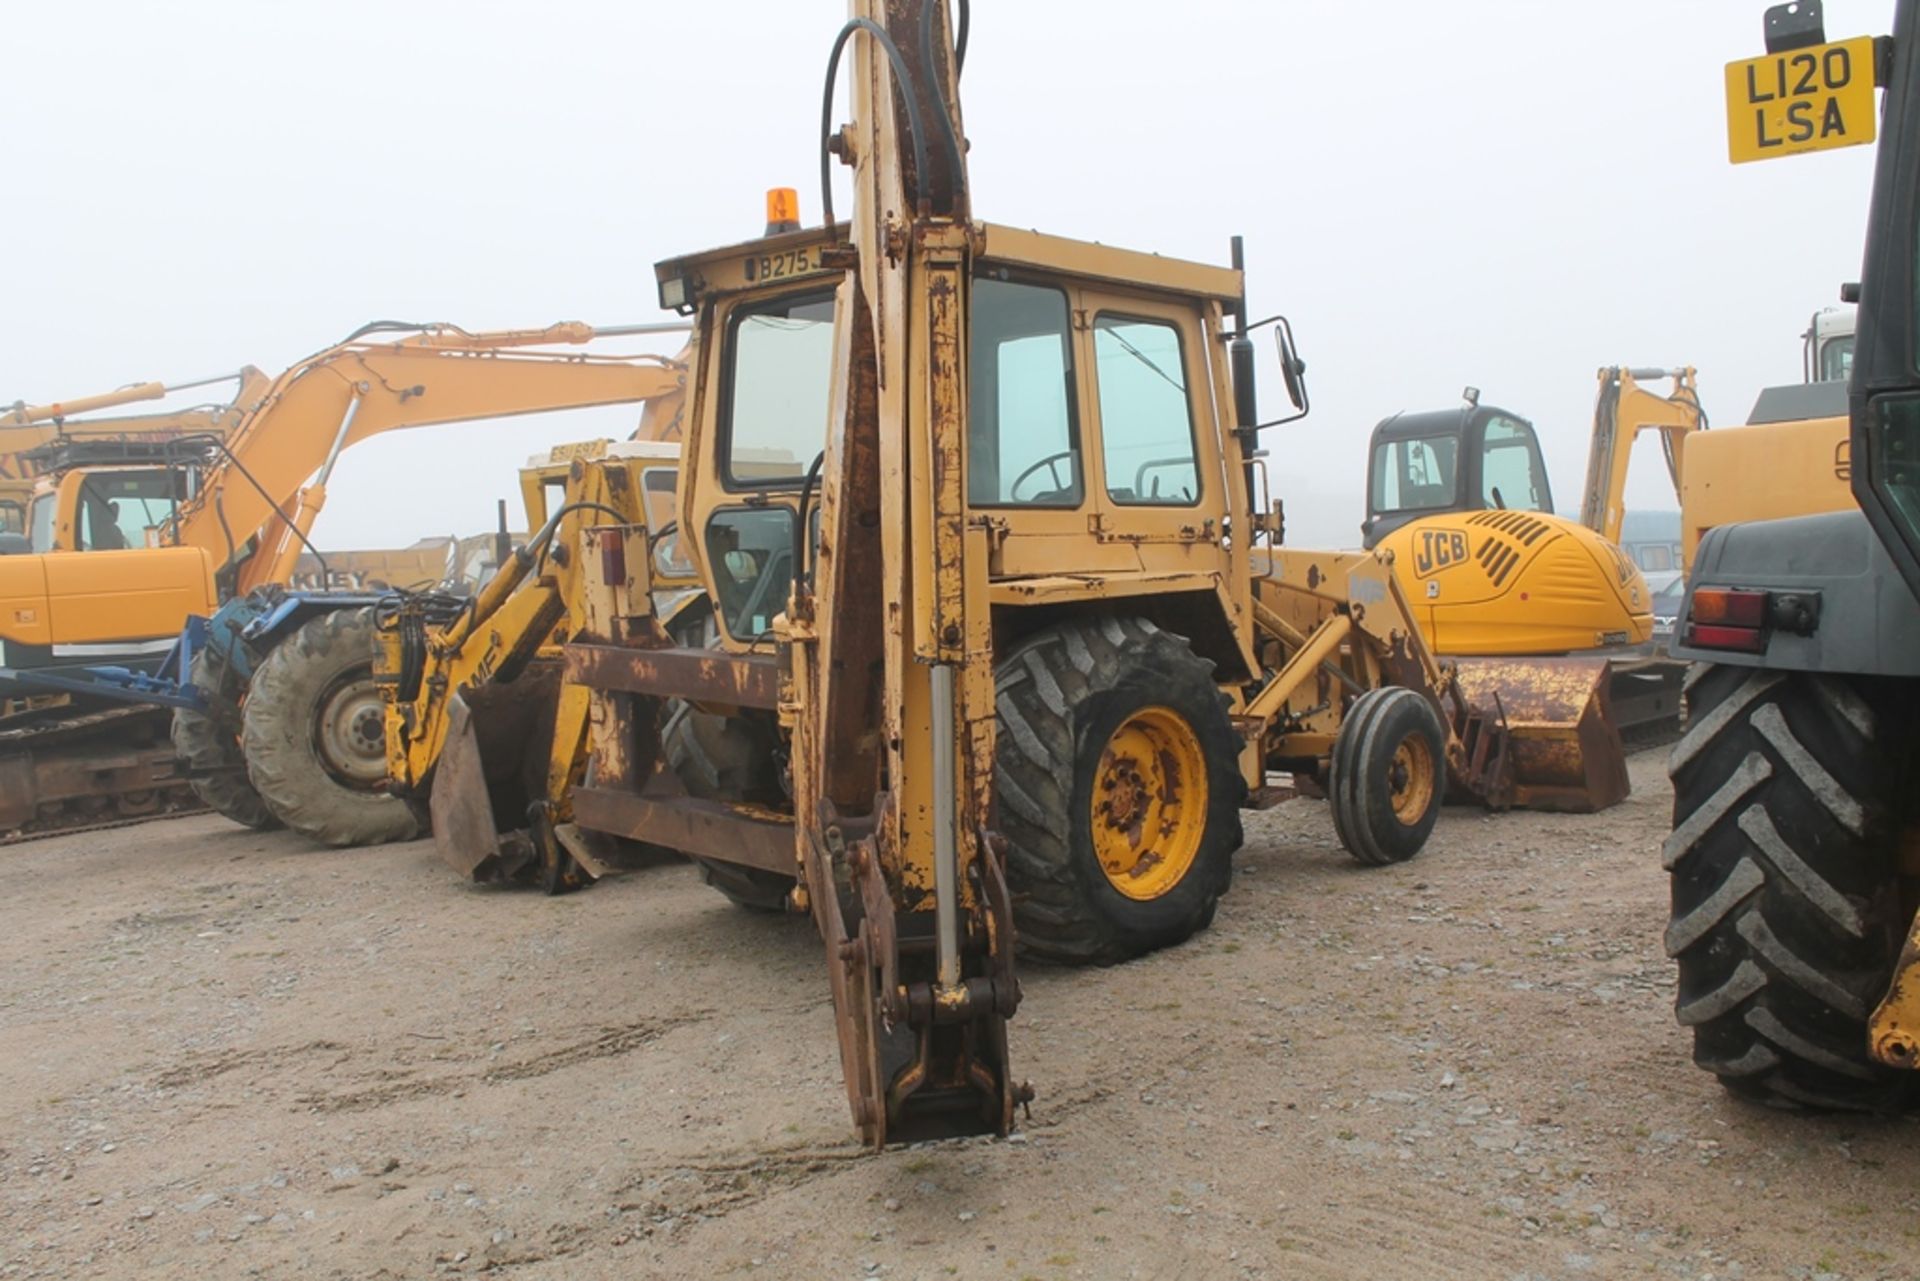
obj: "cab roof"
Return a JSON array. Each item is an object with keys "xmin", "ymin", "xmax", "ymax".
[
  {"xmin": 655, "ymin": 221, "xmax": 1244, "ymax": 313},
  {"xmin": 1371, "ymin": 402, "xmax": 1532, "ymax": 446}
]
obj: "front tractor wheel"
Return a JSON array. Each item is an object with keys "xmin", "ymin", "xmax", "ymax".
[
  {"xmin": 241, "ymin": 607, "xmax": 420, "ymax": 848},
  {"xmin": 994, "ymin": 616, "xmax": 1244, "ymax": 967},
  {"xmin": 1329, "ymin": 686, "xmax": 1446, "ymax": 866}
]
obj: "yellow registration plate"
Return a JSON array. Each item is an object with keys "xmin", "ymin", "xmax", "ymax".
[{"xmin": 1724, "ymin": 36, "xmax": 1877, "ymax": 164}]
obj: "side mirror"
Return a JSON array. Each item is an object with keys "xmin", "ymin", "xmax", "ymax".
[{"xmin": 1274, "ymin": 319, "xmax": 1309, "ymax": 415}]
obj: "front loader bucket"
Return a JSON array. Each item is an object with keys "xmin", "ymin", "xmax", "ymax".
[
  {"xmin": 428, "ymin": 662, "xmax": 564, "ymax": 882},
  {"xmin": 1446, "ymin": 656, "xmax": 1629, "ymax": 814}
]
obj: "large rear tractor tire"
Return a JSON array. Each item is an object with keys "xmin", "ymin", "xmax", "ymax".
[
  {"xmin": 661, "ymin": 702, "xmax": 794, "ymax": 912},
  {"xmin": 1329, "ymin": 686, "xmax": 1445, "ymax": 866},
  {"xmin": 994, "ymin": 616, "xmax": 1243, "ymax": 967},
  {"xmin": 1666, "ymin": 664, "xmax": 1917, "ymax": 1111},
  {"xmin": 171, "ymin": 650, "xmax": 280, "ymax": 831},
  {"xmin": 241, "ymin": 607, "xmax": 419, "ymax": 848}
]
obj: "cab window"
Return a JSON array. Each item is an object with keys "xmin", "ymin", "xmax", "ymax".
[
  {"xmin": 968, "ymin": 278, "xmax": 1081, "ymax": 507},
  {"xmin": 28, "ymin": 496, "xmax": 53, "ymax": 552},
  {"xmin": 1094, "ymin": 315, "xmax": 1199, "ymax": 505},
  {"xmin": 1820, "ymin": 335, "xmax": 1854, "ymax": 382},
  {"xmin": 722, "ymin": 289, "xmax": 836, "ymax": 488},
  {"xmin": 641, "ymin": 466, "xmax": 694, "ymax": 578},
  {"xmin": 1370, "ymin": 435, "xmax": 1458, "ymax": 514},
  {"xmin": 1478, "ymin": 415, "xmax": 1549, "ymax": 511},
  {"xmin": 706, "ymin": 508, "xmax": 796, "ymax": 638},
  {"xmin": 77, "ymin": 471, "xmax": 176, "ymax": 551},
  {"xmin": 539, "ymin": 477, "xmax": 566, "ymax": 527}
]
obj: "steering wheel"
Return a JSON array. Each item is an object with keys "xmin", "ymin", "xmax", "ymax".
[{"xmin": 1008, "ymin": 450, "xmax": 1078, "ymax": 503}]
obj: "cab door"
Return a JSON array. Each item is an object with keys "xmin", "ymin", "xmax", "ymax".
[
  {"xmin": 1073, "ymin": 289, "xmax": 1230, "ymax": 577},
  {"xmin": 964, "ymin": 276, "xmax": 1135, "ymax": 578}
]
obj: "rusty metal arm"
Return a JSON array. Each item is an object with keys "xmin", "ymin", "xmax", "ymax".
[{"xmin": 1244, "ymin": 613, "xmax": 1351, "ymax": 724}]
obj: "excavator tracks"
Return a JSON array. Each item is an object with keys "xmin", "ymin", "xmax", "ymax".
[{"xmin": 0, "ymin": 703, "xmax": 202, "ymax": 842}]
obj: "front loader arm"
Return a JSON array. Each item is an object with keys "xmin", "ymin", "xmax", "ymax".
[{"xmin": 384, "ymin": 457, "xmax": 649, "ymax": 793}]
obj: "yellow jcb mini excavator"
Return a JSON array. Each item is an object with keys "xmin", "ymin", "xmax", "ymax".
[
  {"xmin": 0, "ymin": 367, "xmax": 269, "ymax": 538},
  {"xmin": 1362, "ymin": 366, "xmax": 1706, "ymax": 759},
  {"xmin": 362, "ymin": 0, "xmax": 1634, "ymax": 1145},
  {"xmin": 0, "ymin": 325, "xmax": 687, "ymax": 837}
]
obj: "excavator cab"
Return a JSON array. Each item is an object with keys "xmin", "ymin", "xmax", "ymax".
[
  {"xmin": 1362, "ymin": 398, "xmax": 1554, "ymax": 548},
  {"xmin": 21, "ymin": 439, "xmax": 212, "ymax": 553}
]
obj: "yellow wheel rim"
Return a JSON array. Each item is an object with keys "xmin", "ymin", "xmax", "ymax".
[
  {"xmin": 1387, "ymin": 733, "xmax": 1436, "ymax": 826},
  {"xmin": 1089, "ymin": 705, "xmax": 1208, "ymax": 902}
]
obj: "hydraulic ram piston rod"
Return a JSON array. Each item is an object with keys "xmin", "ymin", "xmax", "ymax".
[{"xmin": 930, "ymin": 662, "xmax": 961, "ymax": 990}]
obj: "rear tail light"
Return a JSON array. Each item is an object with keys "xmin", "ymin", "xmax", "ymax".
[
  {"xmin": 1683, "ymin": 588, "xmax": 1768, "ymax": 653},
  {"xmin": 1689, "ymin": 588, "xmax": 1766, "ymax": 628},
  {"xmin": 1683, "ymin": 622, "xmax": 1766, "ymax": 653}
]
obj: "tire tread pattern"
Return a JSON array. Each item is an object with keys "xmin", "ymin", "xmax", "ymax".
[
  {"xmin": 171, "ymin": 650, "xmax": 280, "ymax": 830},
  {"xmin": 994, "ymin": 616, "xmax": 1242, "ymax": 967},
  {"xmin": 1665, "ymin": 663, "xmax": 1914, "ymax": 1112},
  {"xmin": 242, "ymin": 607, "xmax": 418, "ymax": 848}
]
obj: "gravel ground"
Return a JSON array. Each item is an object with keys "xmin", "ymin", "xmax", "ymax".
[{"xmin": 2, "ymin": 749, "xmax": 1917, "ymax": 1280}]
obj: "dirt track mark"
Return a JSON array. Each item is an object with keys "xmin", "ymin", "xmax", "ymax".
[
  {"xmin": 612, "ymin": 1143, "xmax": 870, "ymax": 1224},
  {"xmin": 153, "ymin": 1040, "xmax": 349, "ymax": 1091},
  {"xmin": 302, "ymin": 1012, "xmax": 711, "ymax": 1113},
  {"xmin": 483, "ymin": 1014, "xmax": 710, "ymax": 1083}
]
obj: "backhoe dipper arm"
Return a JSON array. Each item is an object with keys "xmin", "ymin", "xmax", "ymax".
[
  {"xmin": 787, "ymin": 0, "xmax": 1019, "ymax": 1145},
  {"xmin": 1578, "ymin": 366, "xmax": 1704, "ymax": 545},
  {"xmin": 156, "ymin": 324, "xmax": 685, "ymax": 594}
]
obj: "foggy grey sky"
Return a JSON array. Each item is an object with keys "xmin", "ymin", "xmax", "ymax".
[{"xmin": 2, "ymin": 0, "xmax": 1889, "ymax": 550}]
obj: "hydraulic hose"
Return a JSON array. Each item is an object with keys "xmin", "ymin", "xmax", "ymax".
[
  {"xmin": 920, "ymin": 1, "xmax": 967, "ymax": 210},
  {"xmin": 820, "ymin": 18, "xmax": 933, "ymax": 229},
  {"xmin": 796, "ymin": 450, "xmax": 827, "ymax": 592}
]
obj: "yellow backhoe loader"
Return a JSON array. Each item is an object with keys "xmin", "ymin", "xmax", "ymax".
[
  {"xmin": 313, "ymin": 0, "xmax": 1637, "ymax": 1145},
  {"xmin": 362, "ymin": 438, "xmax": 695, "ymax": 883},
  {"xmin": 0, "ymin": 325, "xmax": 687, "ymax": 837}
]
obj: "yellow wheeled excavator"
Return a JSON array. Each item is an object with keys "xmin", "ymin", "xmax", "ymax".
[
  {"xmin": 0, "ymin": 325, "xmax": 688, "ymax": 837},
  {"xmin": 0, "ymin": 367, "xmax": 268, "ymax": 538},
  {"xmin": 332, "ymin": 0, "xmax": 1633, "ymax": 1145}
]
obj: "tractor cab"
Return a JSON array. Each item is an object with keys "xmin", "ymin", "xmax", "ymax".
[{"xmin": 1362, "ymin": 396, "xmax": 1554, "ymax": 548}]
